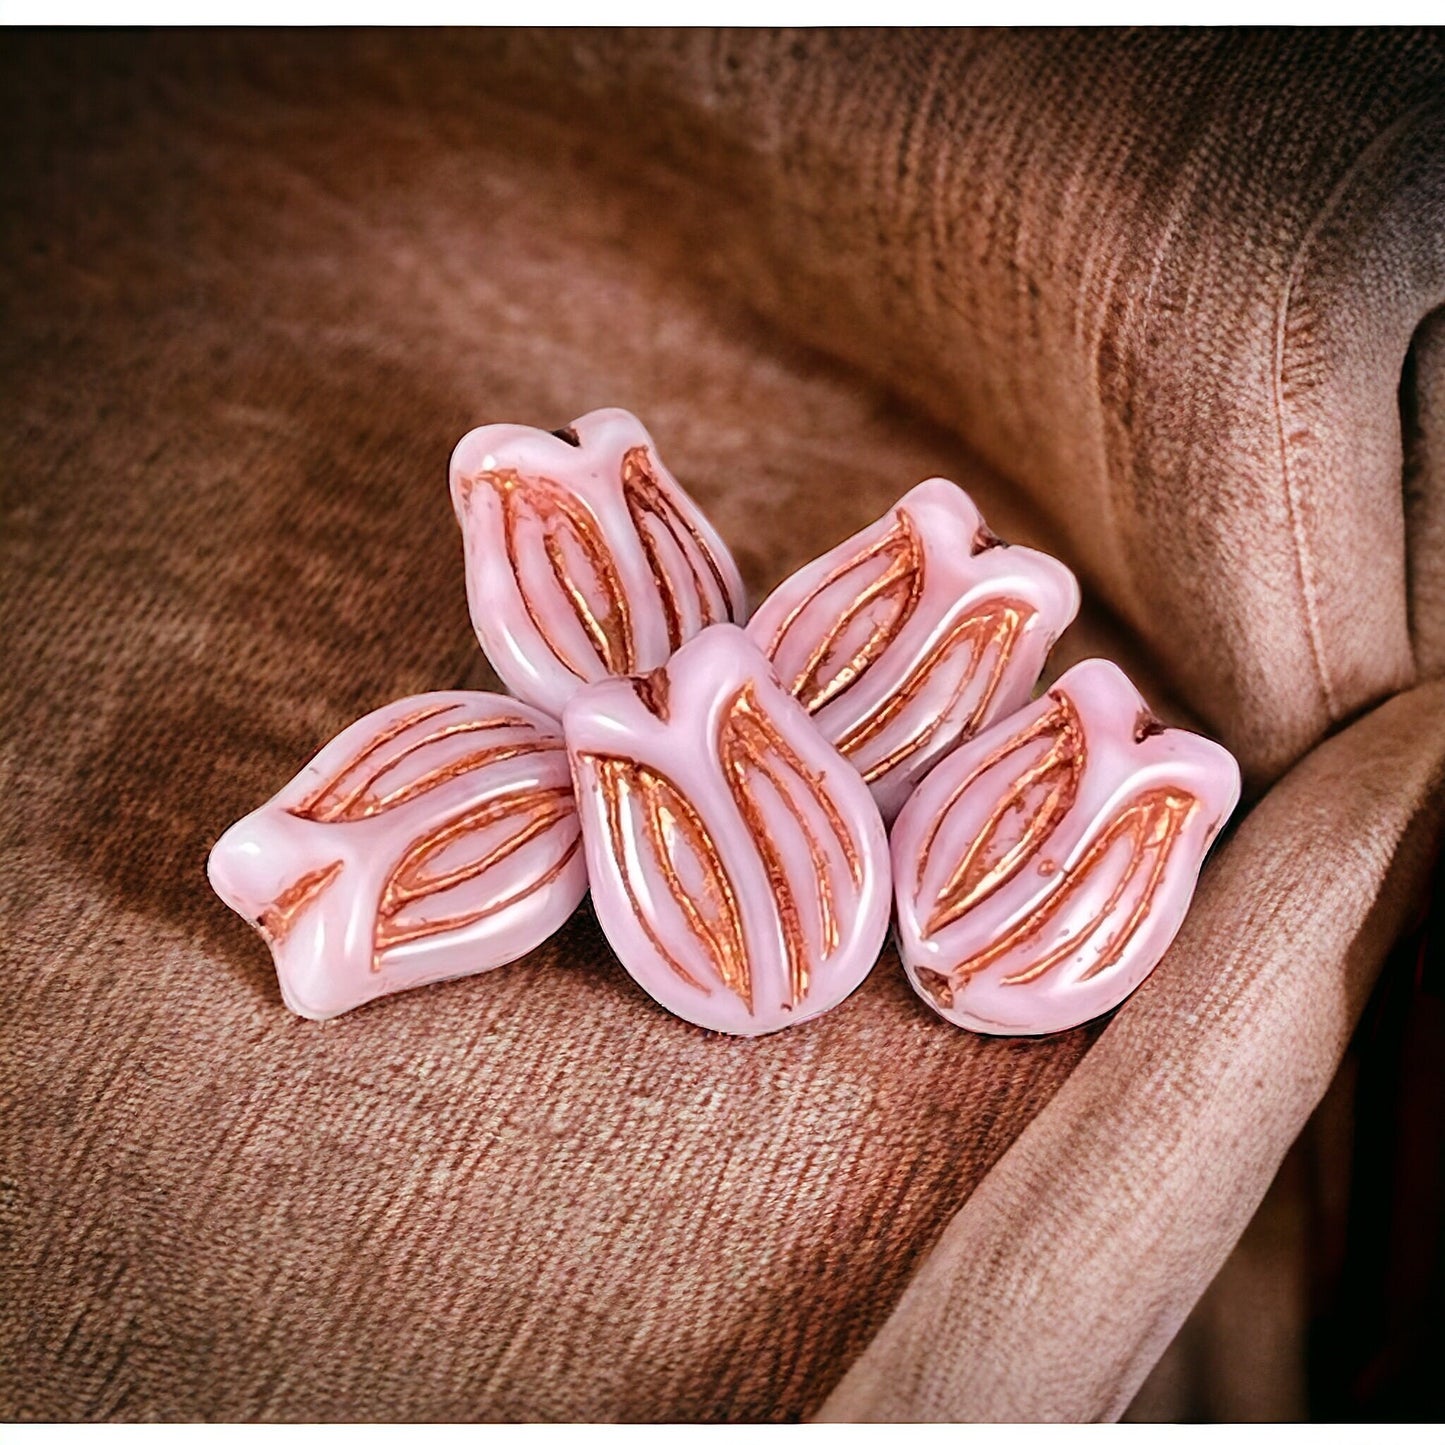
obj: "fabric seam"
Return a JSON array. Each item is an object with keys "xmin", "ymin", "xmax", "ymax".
[{"xmin": 1272, "ymin": 94, "xmax": 1445, "ymax": 725}]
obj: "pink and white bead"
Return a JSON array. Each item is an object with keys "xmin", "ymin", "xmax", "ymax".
[
  {"xmin": 563, "ymin": 624, "xmax": 892, "ymax": 1037},
  {"xmin": 207, "ymin": 693, "xmax": 587, "ymax": 1021},
  {"xmin": 891, "ymin": 658, "xmax": 1241, "ymax": 1036},
  {"xmin": 746, "ymin": 478, "xmax": 1080, "ymax": 821},
  {"xmin": 450, "ymin": 408, "xmax": 746, "ymax": 718},
  {"xmin": 209, "ymin": 403, "xmax": 1240, "ymax": 1039}
]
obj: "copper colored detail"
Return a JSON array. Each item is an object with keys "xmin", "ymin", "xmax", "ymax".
[
  {"xmin": 291, "ymin": 703, "xmax": 557, "ymax": 824},
  {"xmin": 478, "ymin": 468, "xmax": 636, "ymax": 679},
  {"xmin": 718, "ymin": 685, "xmax": 862, "ymax": 1006},
  {"xmin": 373, "ymin": 785, "xmax": 579, "ymax": 963},
  {"xmin": 292, "ymin": 700, "xmax": 456, "ymax": 819},
  {"xmin": 838, "ymin": 601, "xmax": 1033, "ymax": 784},
  {"xmin": 585, "ymin": 752, "xmax": 749, "ymax": 1006},
  {"xmin": 920, "ymin": 694, "xmax": 1085, "ymax": 936},
  {"xmin": 259, "ymin": 859, "xmax": 344, "ymax": 943},
  {"xmin": 632, "ymin": 666, "xmax": 672, "ymax": 721},
  {"xmin": 346, "ymin": 737, "xmax": 564, "ymax": 820},
  {"xmin": 914, "ymin": 966, "xmax": 956, "ymax": 1011},
  {"xmin": 621, "ymin": 446, "xmax": 737, "ymax": 652},
  {"xmin": 946, "ymin": 786, "xmax": 1197, "ymax": 990},
  {"xmin": 763, "ymin": 510, "xmax": 925, "ymax": 714}
]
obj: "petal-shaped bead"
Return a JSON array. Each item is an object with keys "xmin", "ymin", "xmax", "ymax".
[
  {"xmin": 745, "ymin": 478, "xmax": 1080, "ymax": 821},
  {"xmin": 563, "ymin": 624, "xmax": 892, "ymax": 1036},
  {"xmin": 207, "ymin": 693, "xmax": 588, "ymax": 1020},
  {"xmin": 450, "ymin": 408, "xmax": 746, "ymax": 718},
  {"xmin": 891, "ymin": 658, "xmax": 1241, "ymax": 1035}
]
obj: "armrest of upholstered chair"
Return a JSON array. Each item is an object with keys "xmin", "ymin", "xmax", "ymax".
[{"xmin": 3, "ymin": 28, "xmax": 1442, "ymax": 1422}]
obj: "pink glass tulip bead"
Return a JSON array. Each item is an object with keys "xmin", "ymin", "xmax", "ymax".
[
  {"xmin": 891, "ymin": 658, "xmax": 1241, "ymax": 1035},
  {"xmin": 450, "ymin": 407, "xmax": 747, "ymax": 718},
  {"xmin": 208, "ymin": 693, "xmax": 588, "ymax": 1021},
  {"xmin": 564, "ymin": 624, "xmax": 892, "ymax": 1037},
  {"xmin": 746, "ymin": 477, "xmax": 1080, "ymax": 822}
]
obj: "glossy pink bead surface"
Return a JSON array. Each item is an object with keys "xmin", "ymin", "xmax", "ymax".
[
  {"xmin": 207, "ymin": 693, "xmax": 588, "ymax": 1021},
  {"xmin": 450, "ymin": 407, "xmax": 747, "ymax": 719},
  {"xmin": 891, "ymin": 658, "xmax": 1241, "ymax": 1036},
  {"xmin": 746, "ymin": 477, "xmax": 1080, "ymax": 821},
  {"xmin": 564, "ymin": 624, "xmax": 892, "ymax": 1036}
]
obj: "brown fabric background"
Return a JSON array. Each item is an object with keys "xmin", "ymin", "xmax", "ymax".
[{"xmin": 2, "ymin": 29, "xmax": 1443, "ymax": 1421}]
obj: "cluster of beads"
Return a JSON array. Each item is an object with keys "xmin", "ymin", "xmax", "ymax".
[{"xmin": 209, "ymin": 409, "xmax": 1239, "ymax": 1036}]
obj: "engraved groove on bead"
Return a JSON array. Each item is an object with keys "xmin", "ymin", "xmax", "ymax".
[
  {"xmin": 919, "ymin": 692, "xmax": 1086, "ymax": 936},
  {"xmin": 292, "ymin": 701, "xmax": 561, "ymax": 825},
  {"xmin": 259, "ymin": 859, "xmax": 345, "ymax": 943},
  {"xmin": 763, "ymin": 510, "xmax": 925, "ymax": 713},
  {"xmin": 717, "ymin": 682, "xmax": 863, "ymax": 1007},
  {"xmin": 996, "ymin": 787, "xmax": 1196, "ymax": 987},
  {"xmin": 477, "ymin": 467, "xmax": 636, "ymax": 679},
  {"xmin": 621, "ymin": 445, "xmax": 739, "ymax": 651},
  {"xmin": 836, "ymin": 600, "xmax": 1033, "ymax": 782},
  {"xmin": 584, "ymin": 752, "xmax": 751, "ymax": 1006},
  {"xmin": 373, "ymin": 785, "xmax": 582, "ymax": 966},
  {"xmin": 921, "ymin": 786, "xmax": 1198, "ymax": 1008}
]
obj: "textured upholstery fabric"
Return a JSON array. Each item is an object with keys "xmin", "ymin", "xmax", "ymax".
[
  {"xmin": 3, "ymin": 29, "xmax": 1443, "ymax": 1422},
  {"xmin": 817, "ymin": 679, "xmax": 1445, "ymax": 1421}
]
